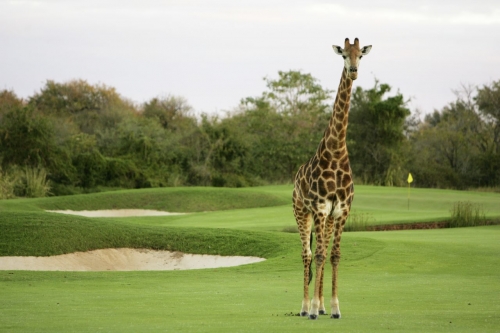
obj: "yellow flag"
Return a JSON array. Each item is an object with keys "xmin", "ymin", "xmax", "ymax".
[
  {"xmin": 407, "ymin": 173, "xmax": 413, "ymax": 210},
  {"xmin": 407, "ymin": 173, "xmax": 413, "ymax": 183}
]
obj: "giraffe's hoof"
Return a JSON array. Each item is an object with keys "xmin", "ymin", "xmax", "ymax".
[
  {"xmin": 300, "ymin": 311, "xmax": 308, "ymax": 317},
  {"xmin": 308, "ymin": 314, "xmax": 318, "ymax": 320},
  {"xmin": 330, "ymin": 313, "xmax": 341, "ymax": 319},
  {"xmin": 319, "ymin": 309, "xmax": 327, "ymax": 315}
]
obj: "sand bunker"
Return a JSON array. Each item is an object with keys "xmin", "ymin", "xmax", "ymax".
[
  {"xmin": 0, "ymin": 248, "xmax": 265, "ymax": 271},
  {"xmin": 46, "ymin": 209, "xmax": 184, "ymax": 217},
  {"xmin": 6, "ymin": 210, "xmax": 265, "ymax": 271}
]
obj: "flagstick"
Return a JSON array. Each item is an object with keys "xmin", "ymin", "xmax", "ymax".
[{"xmin": 407, "ymin": 173, "xmax": 413, "ymax": 211}]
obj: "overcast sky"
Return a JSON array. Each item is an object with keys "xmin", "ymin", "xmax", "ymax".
[{"xmin": 1, "ymin": 0, "xmax": 499, "ymax": 116}]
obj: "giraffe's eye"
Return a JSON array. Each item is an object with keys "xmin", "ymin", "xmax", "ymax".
[
  {"xmin": 360, "ymin": 56, "xmax": 363, "ymax": 59},
  {"xmin": 342, "ymin": 56, "xmax": 346, "ymax": 59}
]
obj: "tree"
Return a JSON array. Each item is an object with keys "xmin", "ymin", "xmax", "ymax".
[
  {"xmin": 410, "ymin": 103, "xmax": 481, "ymax": 188},
  {"xmin": 28, "ymin": 80, "xmax": 136, "ymax": 134},
  {"xmin": 0, "ymin": 106, "xmax": 74, "ymax": 183},
  {"xmin": 409, "ymin": 86, "xmax": 497, "ymax": 188},
  {"xmin": 112, "ymin": 116, "xmax": 173, "ymax": 187},
  {"xmin": 0, "ymin": 90, "xmax": 24, "ymax": 121},
  {"xmin": 142, "ymin": 95, "xmax": 196, "ymax": 132},
  {"xmin": 238, "ymin": 70, "xmax": 333, "ymax": 182},
  {"xmin": 474, "ymin": 81, "xmax": 500, "ymax": 186},
  {"xmin": 260, "ymin": 70, "xmax": 333, "ymax": 115},
  {"xmin": 179, "ymin": 114, "xmax": 249, "ymax": 187},
  {"xmin": 67, "ymin": 133, "xmax": 107, "ymax": 188},
  {"xmin": 348, "ymin": 81, "xmax": 411, "ymax": 186},
  {"xmin": 476, "ymin": 80, "xmax": 500, "ymax": 153}
]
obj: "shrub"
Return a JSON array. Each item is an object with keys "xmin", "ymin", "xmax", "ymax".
[
  {"xmin": 449, "ymin": 201, "xmax": 486, "ymax": 228},
  {"xmin": 0, "ymin": 167, "xmax": 19, "ymax": 199},
  {"xmin": 282, "ymin": 212, "xmax": 375, "ymax": 233},
  {"xmin": 344, "ymin": 212, "xmax": 375, "ymax": 232},
  {"xmin": 20, "ymin": 166, "xmax": 51, "ymax": 198}
]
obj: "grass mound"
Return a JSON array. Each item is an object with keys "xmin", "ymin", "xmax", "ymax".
[
  {"xmin": 0, "ymin": 211, "xmax": 293, "ymax": 258},
  {"xmin": 0, "ymin": 186, "xmax": 290, "ymax": 213}
]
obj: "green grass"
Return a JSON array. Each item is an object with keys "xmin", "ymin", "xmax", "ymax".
[
  {"xmin": 1, "ymin": 227, "xmax": 498, "ymax": 332},
  {"xmin": 350, "ymin": 185, "xmax": 500, "ymax": 224},
  {"xmin": 0, "ymin": 211, "xmax": 290, "ymax": 258},
  {"xmin": 113, "ymin": 185, "xmax": 500, "ymax": 231},
  {"xmin": 1, "ymin": 185, "xmax": 499, "ymax": 228},
  {"xmin": 0, "ymin": 186, "xmax": 289, "ymax": 213},
  {"xmin": 1, "ymin": 185, "xmax": 500, "ymax": 332}
]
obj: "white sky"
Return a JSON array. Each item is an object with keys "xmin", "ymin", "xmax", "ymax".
[{"xmin": 1, "ymin": 0, "xmax": 500, "ymax": 116}]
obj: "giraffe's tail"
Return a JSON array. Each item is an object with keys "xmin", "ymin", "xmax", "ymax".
[{"xmin": 308, "ymin": 231, "xmax": 313, "ymax": 285}]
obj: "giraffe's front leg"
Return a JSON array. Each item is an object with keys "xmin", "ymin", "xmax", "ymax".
[
  {"xmin": 330, "ymin": 248, "xmax": 341, "ymax": 319},
  {"xmin": 318, "ymin": 268, "xmax": 326, "ymax": 315},
  {"xmin": 309, "ymin": 212, "xmax": 328, "ymax": 320},
  {"xmin": 330, "ymin": 213, "xmax": 347, "ymax": 319},
  {"xmin": 318, "ymin": 215, "xmax": 335, "ymax": 316},
  {"xmin": 309, "ymin": 250, "xmax": 327, "ymax": 319}
]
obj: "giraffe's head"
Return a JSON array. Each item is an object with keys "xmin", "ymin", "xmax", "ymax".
[{"xmin": 332, "ymin": 38, "xmax": 372, "ymax": 80}]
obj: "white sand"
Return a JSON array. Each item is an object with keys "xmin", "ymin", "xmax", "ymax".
[
  {"xmin": 0, "ymin": 248, "xmax": 265, "ymax": 271},
  {"xmin": 46, "ymin": 209, "xmax": 185, "ymax": 217},
  {"xmin": 3, "ymin": 209, "xmax": 265, "ymax": 271}
]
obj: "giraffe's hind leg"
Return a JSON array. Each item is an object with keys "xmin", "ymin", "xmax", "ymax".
[
  {"xmin": 293, "ymin": 195, "xmax": 312, "ymax": 317},
  {"xmin": 298, "ymin": 215, "xmax": 313, "ymax": 317}
]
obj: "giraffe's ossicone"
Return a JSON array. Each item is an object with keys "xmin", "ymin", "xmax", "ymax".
[{"xmin": 292, "ymin": 38, "xmax": 372, "ymax": 320}]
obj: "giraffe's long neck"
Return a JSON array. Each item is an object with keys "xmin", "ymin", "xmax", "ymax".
[{"xmin": 318, "ymin": 68, "xmax": 353, "ymax": 156}]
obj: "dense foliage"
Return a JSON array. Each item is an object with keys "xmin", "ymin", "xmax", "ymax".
[
  {"xmin": 0, "ymin": 73, "xmax": 499, "ymax": 197},
  {"xmin": 348, "ymin": 81, "xmax": 411, "ymax": 186},
  {"xmin": 410, "ymin": 85, "xmax": 500, "ymax": 188}
]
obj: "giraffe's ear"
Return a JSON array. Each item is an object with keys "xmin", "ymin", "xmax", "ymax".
[
  {"xmin": 361, "ymin": 45, "xmax": 372, "ymax": 55},
  {"xmin": 332, "ymin": 45, "xmax": 343, "ymax": 55}
]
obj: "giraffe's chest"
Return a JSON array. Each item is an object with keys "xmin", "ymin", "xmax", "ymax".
[{"xmin": 295, "ymin": 158, "xmax": 354, "ymax": 216}]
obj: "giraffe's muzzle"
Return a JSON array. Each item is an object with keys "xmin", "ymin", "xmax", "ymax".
[{"xmin": 348, "ymin": 68, "xmax": 358, "ymax": 80}]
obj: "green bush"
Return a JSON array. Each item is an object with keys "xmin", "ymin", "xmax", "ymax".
[
  {"xmin": 449, "ymin": 201, "xmax": 486, "ymax": 228},
  {"xmin": 0, "ymin": 167, "xmax": 19, "ymax": 199},
  {"xmin": 344, "ymin": 212, "xmax": 376, "ymax": 232},
  {"xmin": 20, "ymin": 166, "xmax": 51, "ymax": 198}
]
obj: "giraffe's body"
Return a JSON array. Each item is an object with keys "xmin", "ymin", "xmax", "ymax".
[{"xmin": 292, "ymin": 38, "xmax": 371, "ymax": 320}]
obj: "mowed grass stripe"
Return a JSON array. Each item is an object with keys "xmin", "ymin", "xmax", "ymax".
[
  {"xmin": 1, "ymin": 185, "xmax": 498, "ymax": 227},
  {"xmin": 116, "ymin": 185, "xmax": 500, "ymax": 231}
]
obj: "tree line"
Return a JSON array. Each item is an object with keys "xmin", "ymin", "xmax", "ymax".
[{"xmin": 0, "ymin": 71, "xmax": 499, "ymax": 197}]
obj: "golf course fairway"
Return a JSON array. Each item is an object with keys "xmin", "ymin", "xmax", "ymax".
[{"xmin": 1, "ymin": 185, "xmax": 499, "ymax": 332}]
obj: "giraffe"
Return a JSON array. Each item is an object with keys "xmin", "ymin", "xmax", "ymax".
[{"xmin": 292, "ymin": 37, "xmax": 372, "ymax": 320}]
